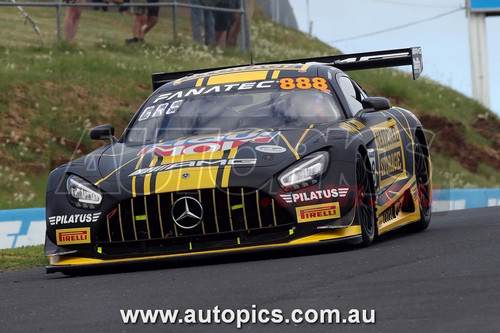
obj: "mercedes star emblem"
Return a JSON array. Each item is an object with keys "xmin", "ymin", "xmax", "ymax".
[{"xmin": 171, "ymin": 196, "xmax": 203, "ymax": 229}]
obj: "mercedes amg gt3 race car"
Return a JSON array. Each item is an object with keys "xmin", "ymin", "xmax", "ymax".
[{"xmin": 45, "ymin": 47, "xmax": 431, "ymax": 273}]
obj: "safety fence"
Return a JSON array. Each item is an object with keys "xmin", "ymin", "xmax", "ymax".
[
  {"xmin": 1, "ymin": 188, "xmax": 500, "ymax": 249},
  {"xmin": 0, "ymin": 0, "xmax": 251, "ymax": 52}
]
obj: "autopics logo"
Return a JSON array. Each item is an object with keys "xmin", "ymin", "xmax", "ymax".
[{"xmin": 49, "ymin": 213, "xmax": 101, "ymax": 226}]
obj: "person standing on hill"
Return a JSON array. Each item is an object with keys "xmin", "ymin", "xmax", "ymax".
[
  {"xmin": 64, "ymin": 0, "xmax": 85, "ymax": 44},
  {"xmin": 126, "ymin": 0, "xmax": 160, "ymax": 44},
  {"xmin": 189, "ymin": 0, "xmax": 217, "ymax": 48}
]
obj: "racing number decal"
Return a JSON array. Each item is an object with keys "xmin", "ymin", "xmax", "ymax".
[
  {"xmin": 280, "ymin": 77, "xmax": 328, "ymax": 90},
  {"xmin": 279, "ymin": 78, "xmax": 295, "ymax": 89}
]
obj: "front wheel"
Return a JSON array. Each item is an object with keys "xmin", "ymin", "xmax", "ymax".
[
  {"xmin": 410, "ymin": 141, "xmax": 431, "ymax": 231},
  {"xmin": 355, "ymin": 152, "xmax": 376, "ymax": 246}
]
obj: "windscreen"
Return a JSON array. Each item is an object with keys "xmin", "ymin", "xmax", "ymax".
[{"xmin": 126, "ymin": 77, "xmax": 343, "ymax": 144}]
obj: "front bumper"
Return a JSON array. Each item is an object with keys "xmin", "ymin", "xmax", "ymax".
[{"xmin": 46, "ymin": 225, "xmax": 362, "ymax": 274}]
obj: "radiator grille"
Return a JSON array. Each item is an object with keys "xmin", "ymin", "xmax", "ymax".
[{"xmin": 97, "ymin": 188, "xmax": 292, "ymax": 246}]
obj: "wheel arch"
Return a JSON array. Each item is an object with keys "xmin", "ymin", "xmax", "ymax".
[
  {"xmin": 414, "ymin": 126, "xmax": 430, "ymax": 157},
  {"xmin": 356, "ymin": 144, "xmax": 379, "ymax": 238}
]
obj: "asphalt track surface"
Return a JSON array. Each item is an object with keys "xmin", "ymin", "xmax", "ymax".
[{"xmin": 1, "ymin": 207, "xmax": 500, "ymax": 332}]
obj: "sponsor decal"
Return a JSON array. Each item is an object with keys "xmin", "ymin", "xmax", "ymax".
[
  {"xmin": 171, "ymin": 64, "xmax": 308, "ymax": 84},
  {"xmin": 279, "ymin": 77, "xmax": 329, "ymax": 90},
  {"xmin": 347, "ymin": 119, "xmax": 365, "ymax": 131},
  {"xmin": 56, "ymin": 227, "xmax": 91, "ymax": 245},
  {"xmin": 152, "ymin": 81, "xmax": 278, "ymax": 105},
  {"xmin": 139, "ymin": 131, "xmax": 279, "ymax": 157},
  {"xmin": 48, "ymin": 213, "xmax": 101, "ymax": 226},
  {"xmin": 280, "ymin": 188, "xmax": 348, "ymax": 204},
  {"xmin": 339, "ymin": 122, "xmax": 361, "ymax": 133},
  {"xmin": 411, "ymin": 184, "xmax": 418, "ymax": 201},
  {"xmin": 371, "ymin": 123, "xmax": 406, "ymax": 188},
  {"xmin": 379, "ymin": 150, "xmax": 402, "ymax": 176},
  {"xmin": 296, "ymin": 202, "xmax": 340, "ymax": 223},
  {"xmin": 378, "ymin": 198, "xmax": 403, "ymax": 226},
  {"xmin": 374, "ymin": 126, "xmax": 400, "ymax": 150},
  {"xmin": 367, "ymin": 148, "xmax": 377, "ymax": 189},
  {"xmin": 129, "ymin": 158, "xmax": 257, "ymax": 177},
  {"xmin": 316, "ymin": 225, "xmax": 343, "ymax": 230},
  {"xmin": 138, "ymin": 100, "xmax": 184, "ymax": 122},
  {"xmin": 255, "ymin": 145, "xmax": 286, "ymax": 154}
]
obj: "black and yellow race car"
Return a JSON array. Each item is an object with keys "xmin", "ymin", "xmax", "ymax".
[{"xmin": 45, "ymin": 47, "xmax": 431, "ymax": 273}]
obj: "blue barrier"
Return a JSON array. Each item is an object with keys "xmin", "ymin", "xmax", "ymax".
[
  {"xmin": 432, "ymin": 188, "xmax": 500, "ymax": 212},
  {"xmin": 1, "ymin": 188, "xmax": 500, "ymax": 249},
  {"xmin": 0, "ymin": 208, "xmax": 45, "ymax": 249}
]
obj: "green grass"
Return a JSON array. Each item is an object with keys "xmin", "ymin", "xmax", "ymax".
[{"xmin": 0, "ymin": 245, "xmax": 47, "ymax": 272}]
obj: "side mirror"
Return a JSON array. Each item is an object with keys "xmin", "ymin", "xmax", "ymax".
[
  {"xmin": 90, "ymin": 124, "xmax": 117, "ymax": 142},
  {"xmin": 356, "ymin": 97, "xmax": 392, "ymax": 117}
]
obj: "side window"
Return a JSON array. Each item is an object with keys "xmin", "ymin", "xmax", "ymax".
[{"xmin": 337, "ymin": 75, "xmax": 364, "ymax": 114}]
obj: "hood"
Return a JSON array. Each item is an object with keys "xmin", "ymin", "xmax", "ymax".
[{"xmin": 95, "ymin": 129, "xmax": 323, "ymax": 183}]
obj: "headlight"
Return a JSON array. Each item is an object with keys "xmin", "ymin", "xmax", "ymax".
[
  {"xmin": 278, "ymin": 151, "xmax": 329, "ymax": 190},
  {"xmin": 66, "ymin": 175, "xmax": 102, "ymax": 209}
]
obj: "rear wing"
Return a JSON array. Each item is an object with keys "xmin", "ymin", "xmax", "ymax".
[{"xmin": 152, "ymin": 47, "xmax": 422, "ymax": 91}]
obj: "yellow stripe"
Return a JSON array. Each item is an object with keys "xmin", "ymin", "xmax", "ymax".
[
  {"xmin": 221, "ymin": 147, "xmax": 238, "ymax": 188},
  {"xmin": 144, "ymin": 175, "xmax": 152, "ymax": 196},
  {"xmin": 378, "ymin": 210, "xmax": 421, "ymax": 234},
  {"xmin": 48, "ymin": 226, "xmax": 362, "ymax": 267},
  {"xmin": 299, "ymin": 64, "xmax": 312, "ymax": 72},
  {"xmin": 130, "ymin": 155, "xmax": 146, "ymax": 197},
  {"xmin": 221, "ymin": 166, "xmax": 231, "ymax": 188},
  {"xmin": 388, "ymin": 110, "xmax": 412, "ymax": 140},
  {"xmin": 94, "ymin": 156, "xmax": 140, "ymax": 186},
  {"xmin": 295, "ymin": 124, "xmax": 314, "ymax": 152},
  {"xmin": 196, "ymin": 78, "xmax": 204, "ymax": 87},
  {"xmin": 143, "ymin": 156, "xmax": 158, "ymax": 196},
  {"xmin": 279, "ymin": 133, "xmax": 299, "ymax": 160},
  {"xmin": 155, "ymin": 167, "xmax": 219, "ymax": 193},
  {"xmin": 271, "ymin": 70, "xmax": 280, "ymax": 79},
  {"xmin": 135, "ymin": 155, "xmax": 145, "ymax": 169},
  {"xmin": 207, "ymin": 71, "xmax": 268, "ymax": 85},
  {"xmin": 150, "ymin": 156, "xmax": 159, "ymax": 167},
  {"xmin": 377, "ymin": 176, "xmax": 415, "ymax": 214},
  {"xmin": 228, "ymin": 147, "xmax": 238, "ymax": 159},
  {"xmin": 132, "ymin": 176, "xmax": 137, "ymax": 198}
]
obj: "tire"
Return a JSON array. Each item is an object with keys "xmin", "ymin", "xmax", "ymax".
[
  {"xmin": 410, "ymin": 140, "xmax": 431, "ymax": 231},
  {"xmin": 355, "ymin": 151, "xmax": 376, "ymax": 246}
]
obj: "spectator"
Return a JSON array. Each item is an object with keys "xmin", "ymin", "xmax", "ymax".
[
  {"xmin": 126, "ymin": 0, "xmax": 160, "ymax": 44},
  {"xmin": 226, "ymin": 1, "xmax": 242, "ymax": 47},
  {"xmin": 93, "ymin": 0, "xmax": 108, "ymax": 12},
  {"xmin": 214, "ymin": 0, "xmax": 232, "ymax": 48},
  {"xmin": 189, "ymin": 0, "xmax": 217, "ymax": 48},
  {"xmin": 64, "ymin": 0, "xmax": 85, "ymax": 44},
  {"xmin": 119, "ymin": 0, "xmax": 130, "ymax": 14}
]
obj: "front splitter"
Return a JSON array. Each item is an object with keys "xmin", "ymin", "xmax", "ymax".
[{"xmin": 46, "ymin": 225, "xmax": 362, "ymax": 274}]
